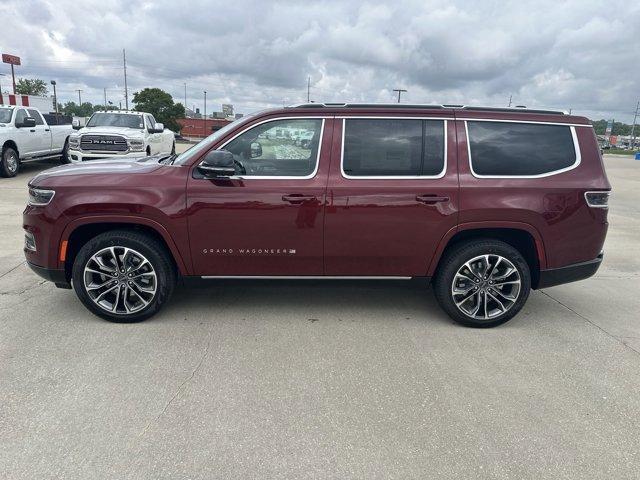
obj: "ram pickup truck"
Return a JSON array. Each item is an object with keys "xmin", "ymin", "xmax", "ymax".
[
  {"xmin": 24, "ymin": 103, "xmax": 610, "ymax": 327},
  {"xmin": 68, "ymin": 110, "xmax": 175, "ymax": 163},
  {"xmin": 0, "ymin": 105, "xmax": 73, "ymax": 177}
]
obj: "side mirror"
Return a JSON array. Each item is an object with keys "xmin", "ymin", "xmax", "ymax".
[
  {"xmin": 250, "ymin": 141, "xmax": 262, "ymax": 158},
  {"xmin": 154, "ymin": 123, "xmax": 164, "ymax": 133},
  {"xmin": 72, "ymin": 119, "xmax": 81, "ymax": 130},
  {"xmin": 18, "ymin": 117, "xmax": 37, "ymax": 128},
  {"xmin": 198, "ymin": 150, "xmax": 236, "ymax": 177}
]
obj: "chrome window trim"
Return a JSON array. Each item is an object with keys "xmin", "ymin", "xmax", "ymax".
[
  {"xmin": 465, "ymin": 120, "xmax": 582, "ymax": 179},
  {"xmin": 340, "ymin": 117, "xmax": 448, "ymax": 180},
  {"xmin": 214, "ymin": 116, "xmax": 328, "ymax": 180},
  {"xmin": 457, "ymin": 117, "xmax": 593, "ymax": 128}
]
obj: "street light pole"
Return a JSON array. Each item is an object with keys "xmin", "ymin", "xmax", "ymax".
[
  {"xmin": 630, "ymin": 100, "xmax": 639, "ymax": 150},
  {"xmin": 50, "ymin": 80, "xmax": 58, "ymax": 115},
  {"xmin": 203, "ymin": 90, "xmax": 207, "ymax": 137}
]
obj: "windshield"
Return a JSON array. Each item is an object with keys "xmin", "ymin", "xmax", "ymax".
[
  {"xmin": 0, "ymin": 108, "xmax": 13, "ymax": 124},
  {"xmin": 173, "ymin": 112, "xmax": 261, "ymax": 165},
  {"xmin": 87, "ymin": 113, "xmax": 144, "ymax": 129}
]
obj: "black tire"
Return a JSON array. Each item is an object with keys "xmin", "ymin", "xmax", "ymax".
[
  {"xmin": 72, "ymin": 230, "xmax": 176, "ymax": 323},
  {"xmin": 1, "ymin": 146, "xmax": 20, "ymax": 177},
  {"xmin": 60, "ymin": 138, "xmax": 70, "ymax": 164},
  {"xmin": 434, "ymin": 239, "xmax": 531, "ymax": 328},
  {"xmin": 146, "ymin": 146, "xmax": 151, "ymax": 156}
]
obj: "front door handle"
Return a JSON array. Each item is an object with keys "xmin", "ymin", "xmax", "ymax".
[
  {"xmin": 416, "ymin": 194, "xmax": 449, "ymax": 204},
  {"xmin": 282, "ymin": 194, "xmax": 317, "ymax": 205}
]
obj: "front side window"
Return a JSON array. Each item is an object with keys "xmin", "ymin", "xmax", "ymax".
[
  {"xmin": 467, "ymin": 121, "xmax": 578, "ymax": 176},
  {"xmin": 15, "ymin": 109, "xmax": 27, "ymax": 125},
  {"xmin": 343, "ymin": 119, "xmax": 445, "ymax": 177},
  {"xmin": 224, "ymin": 118, "xmax": 323, "ymax": 177}
]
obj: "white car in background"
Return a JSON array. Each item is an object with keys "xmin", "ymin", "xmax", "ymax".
[{"xmin": 67, "ymin": 111, "xmax": 175, "ymax": 163}]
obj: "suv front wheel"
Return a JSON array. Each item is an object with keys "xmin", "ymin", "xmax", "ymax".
[
  {"xmin": 434, "ymin": 239, "xmax": 531, "ymax": 328},
  {"xmin": 72, "ymin": 230, "xmax": 176, "ymax": 322}
]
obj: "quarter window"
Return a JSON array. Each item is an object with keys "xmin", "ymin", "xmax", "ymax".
[
  {"xmin": 224, "ymin": 118, "xmax": 323, "ymax": 177},
  {"xmin": 467, "ymin": 121, "xmax": 578, "ymax": 176},
  {"xmin": 343, "ymin": 119, "xmax": 445, "ymax": 177}
]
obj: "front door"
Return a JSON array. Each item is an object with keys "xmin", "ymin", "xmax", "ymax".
[
  {"xmin": 324, "ymin": 116, "xmax": 459, "ymax": 277},
  {"xmin": 186, "ymin": 116, "xmax": 333, "ymax": 276},
  {"xmin": 27, "ymin": 109, "xmax": 52, "ymax": 155}
]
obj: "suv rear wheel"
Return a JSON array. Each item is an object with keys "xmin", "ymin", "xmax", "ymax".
[
  {"xmin": 72, "ymin": 230, "xmax": 176, "ymax": 322},
  {"xmin": 434, "ymin": 239, "xmax": 531, "ymax": 328}
]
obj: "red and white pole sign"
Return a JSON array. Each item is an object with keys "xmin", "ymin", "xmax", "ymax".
[{"xmin": 2, "ymin": 53, "xmax": 21, "ymax": 95}]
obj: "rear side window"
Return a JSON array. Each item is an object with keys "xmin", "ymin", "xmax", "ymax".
[
  {"xmin": 343, "ymin": 119, "xmax": 445, "ymax": 177},
  {"xmin": 467, "ymin": 121, "xmax": 578, "ymax": 176},
  {"xmin": 27, "ymin": 109, "xmax": 44, "ymax": 125}
]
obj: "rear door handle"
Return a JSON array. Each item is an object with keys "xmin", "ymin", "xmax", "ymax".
[
  {"xmin": 416, "ymin": 194, "xmax": 449, "ymax": 204},
  {"xmin": 282, "ymin": 194, "xmax": 317, "ymax": 204}
]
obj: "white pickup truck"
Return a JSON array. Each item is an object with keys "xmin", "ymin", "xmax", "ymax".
[
  {"xmin": 0, "ymin": 105, "xmax": 73, "ymax": 177},
  {"xmin": 67, "ymin": 110, "xmax": 175, "ymax": 163}
]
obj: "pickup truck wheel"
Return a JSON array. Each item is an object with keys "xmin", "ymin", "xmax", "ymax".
[
  {"xmin": 1, "ymin": 146, "xmax": 19, "ymax": 178},
  {"xmin": 434, "ymin": 240, "xmax": 531, "ymax": 328},
  {"xmin": 72, "ymin": 230, "xmax": 176, "ymax": 322}
]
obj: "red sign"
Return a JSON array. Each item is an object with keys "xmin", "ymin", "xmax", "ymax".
[{"xmin": 2, "ymin": 54, "xmax": 21, "ymax": 66}]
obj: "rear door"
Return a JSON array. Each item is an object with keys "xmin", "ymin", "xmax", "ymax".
[
  {"xmin": 324, "ymin": 114, "xmax": 459, "ymax": 276},
  {"xmin": 186, "ymin": 116, "xmax": 333, "ymax": 276}
]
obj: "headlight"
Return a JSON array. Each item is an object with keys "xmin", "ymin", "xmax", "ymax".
[
  {"xmin": 69, "ymin": 135, "xmax": 80, "ymax": 148},
  {"xmin": 128, "ymin": 138, "xmax": 144, "ymax": 152},
  {"xmin": 28, "ymin": 187, "xmax": 55, "ymax": 206}
]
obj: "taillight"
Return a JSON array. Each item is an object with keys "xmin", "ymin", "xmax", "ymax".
[{"xmin": 584, "ymin": 191, "xmax": 610, "ymax": 208}]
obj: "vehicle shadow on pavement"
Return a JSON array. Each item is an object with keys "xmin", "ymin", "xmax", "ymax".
[{"xmin": 160, "ymin": 279, "xmax": 456, "ymax": 327}]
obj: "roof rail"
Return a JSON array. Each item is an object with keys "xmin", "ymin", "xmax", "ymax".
[{"xmin": 287, "ymin": 103, "xmax": 566, "ymax": 114}]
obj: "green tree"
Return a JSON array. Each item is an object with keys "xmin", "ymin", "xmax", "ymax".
[
  {"xmin": 15, "ymin": 78, "xmax": 48, "ymax": 96},
  {"xmin": 132, "ymin": 88, "xmax": 185, "ymax": 132},
  {"xmin": 61, "ymin": 101, "xmax": 95, "ymax": 117},
  {"xmin": 591, "ymin": 119, "xmax": 632, "ymax": 136}
]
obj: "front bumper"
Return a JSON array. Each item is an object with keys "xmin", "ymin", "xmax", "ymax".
[
  {"xmin": 27, "ymin": 261, "xmax": 71, "ymax": 289},
  {"xmin": 536, "ymin": 253, "xmax": 603, "ymax": 289},
  {"xmin": 68, "ymin": 149, "xmax": 146, "ymax": 163}
]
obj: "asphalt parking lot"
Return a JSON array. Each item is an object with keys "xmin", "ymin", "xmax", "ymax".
[{"xmin": 1, "ymin": 152, "xmax": 639, "ymax": 479}]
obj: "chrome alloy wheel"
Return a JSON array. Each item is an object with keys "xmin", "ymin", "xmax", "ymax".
[
  {"xmin": 5, "ymin": 150, "xmax": 18, "ymax": 173},
  {"xmin": 83, "ymin": 246, "xmax": 157, "ymax": 315},
  {"xmin": 451, "ymin": 254, "xmax": 521, "ymax": 320}
]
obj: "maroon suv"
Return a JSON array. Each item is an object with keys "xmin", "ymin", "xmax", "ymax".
[{"xmin": 23, "ymin": 104, "xmax": 610, "ymax": 327}]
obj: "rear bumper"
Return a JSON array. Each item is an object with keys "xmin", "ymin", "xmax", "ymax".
[
  {"xmin": 536, "ymin": 253, "xmax": 603, "ymax": 289},
  {"xmin": 27, "ymin": 261, "xmax": 71, "ymax": 289}
]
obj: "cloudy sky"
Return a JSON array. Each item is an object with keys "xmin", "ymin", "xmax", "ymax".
[{"xmin": 1, "ymin": 0, "xmax": 639, "ymax": 121}]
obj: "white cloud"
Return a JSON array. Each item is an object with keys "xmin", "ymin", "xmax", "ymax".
[{"xmin": 1, "ymin": 0, "xmax": 638, "ymax": 121}]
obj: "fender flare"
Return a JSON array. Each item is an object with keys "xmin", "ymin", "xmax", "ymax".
[
  {"xmin": 426, "ymin": 221, "xmax": 547, "ymax": 276},
  {"xmin": 60, "ymin": 214, "xmax": 190, "ymax": 275}
]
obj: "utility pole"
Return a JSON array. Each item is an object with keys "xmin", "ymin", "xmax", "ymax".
[
  {"xmin": 50, "ymin": 80, "xmax": 57, "ymax": 115},
  {"xmin": 103, "ymin": 87, "xmax": 107, "ymax": 111},
  {"xmin": 184, "ymin": 83, "xmax": 187, "ymax": 108},
  {"xmin": 0, "ymin": 73, "xmax": 5, "ymax": 101},
  {"xmin": 123, "ymin": 49, "xmax": 129, "ymax": 110},
  {"xmin": 630, "ymin": 100, "xmax": 639, "ymax": 150},
  {"xmin": 307, "ymin": 76, "xmax": 310, "ymax": 102},
  {"xmin": 76, "ymin": 89, "xmax": 83, "ymax": 105},
  {"xmin": 508, "ymin": 94, "xmax": 512, "ymax": 107},
  {"xmin": 203, "ymin": 90, "xmax": 207, "ymax": 137},
  {"xmin": 393, "ymin": 88, "xmax": 407, "ymax": 103}
]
